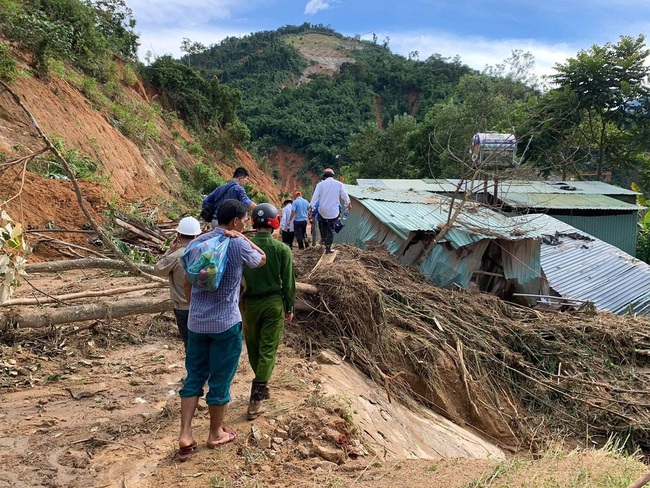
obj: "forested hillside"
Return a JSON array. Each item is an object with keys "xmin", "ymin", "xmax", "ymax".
[
  {"xmin": 172, "ymin": 25, "xmax": 650, "ymax": 200},
  {"xmin": 179, "ymin": 24, "xmax": 473, "ymax": 184}
]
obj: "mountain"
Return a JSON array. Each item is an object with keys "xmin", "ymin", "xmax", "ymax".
[{"xmin": 182, "ymin": 24, "xmax": 475, "ymax": 188}]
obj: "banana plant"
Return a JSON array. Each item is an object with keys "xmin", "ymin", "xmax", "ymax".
[{"xmin": 0, "ymin": 209, "xmax": 29, "ymax": 303}]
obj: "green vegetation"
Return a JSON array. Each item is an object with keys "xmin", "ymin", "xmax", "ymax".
[
  {"xmin": 463, "ymin": 441, "xmax": 644, "ymax": 488},
  {"xmin": 0, "ymin": 43, "xmax": 18, "ymax": 81},
  {"xmin": 28, "ymin": 138, "xmax": 103, "ymax": 180},
  {"xmin": 0, "ymin": 0, "xmax": 138, "ymax": 78},
  {"xmin": 524, "ymin": 35, "xmax": 650, "ymax": 188},
  {"xmin": 182, "ymin": 24, "xmax": 472, "ymax": 174},
  {"xmin": 173, "ymin": 27, "xmax": 649, "ymax": 198}
]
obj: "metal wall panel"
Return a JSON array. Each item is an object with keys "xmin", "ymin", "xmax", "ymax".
[{"xmin": 550, "ymin": 213, "xmax": 638, "ymax": 255}]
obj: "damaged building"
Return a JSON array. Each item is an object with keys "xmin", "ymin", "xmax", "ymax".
[{"xmin": 336, "ymin": 186, "xmax": 543, "ymax": 304}]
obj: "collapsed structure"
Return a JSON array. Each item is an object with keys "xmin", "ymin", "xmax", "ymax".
[
  {"xmin": 357, "ymin": 179, "xmax": 643, "ymax": 254},
  {"xmin": 337, "ymin": 186, "xmax": 542, "ymax": 305},
  {"xmin": 339, "ymin": 180, "xmax": 650, "ymax": 316}
]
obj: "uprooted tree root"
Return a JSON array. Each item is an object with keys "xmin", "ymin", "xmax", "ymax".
[{"xmin": 292, "ymin": 245, "xmax": 650, "ymax": 453}]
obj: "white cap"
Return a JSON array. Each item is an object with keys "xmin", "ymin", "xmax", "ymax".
[{"xmin": 176, "ymin": 217, "xmax": 201, "ymax": 236}]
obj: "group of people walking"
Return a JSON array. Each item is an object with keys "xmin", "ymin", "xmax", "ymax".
[
  {"xmin": 153, "ymin": 166, "xmax": 350, "ymax": 462},
  {"xmin": 280, "ymin": 168, "xmax": 351, "ymax": 254}
]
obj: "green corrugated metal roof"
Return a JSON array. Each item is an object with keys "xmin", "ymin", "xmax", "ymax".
[
  {"xmin": 357, "ymin": 178, "xmax": 640, "ymax": 198},
  {"xmin": 356, "ymin": 179, "xmax": 459, "ymax": 192},
  {"xmin": 346, "ymin": 185, "xmax": 540, "ymax": 248},
  {"xmin": 551, "ymin": 181, "xmax": 639, "ymax": 195},
  {"xmin": 498, "ymin": 192, "xmax": 644, "ymax": 210}
]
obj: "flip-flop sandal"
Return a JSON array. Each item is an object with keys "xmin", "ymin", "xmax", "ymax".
[
  {"xmin": 176, "ymin": 441, "xmax": 197, "ymax": 462},
  {"xmin": 206, "ymin": 427, "xmax": 238, "ymax": 449}
]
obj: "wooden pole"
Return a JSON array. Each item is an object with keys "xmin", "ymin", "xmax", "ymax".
[
  {"xmin": 0, "ymin": 297, "xmax": 173, "ymax": 330},
  {"xmin": 25, "ymin": 258, "xmax": 155, "ymax": 274},
  {"xmin": 0, "ymin": 283, "xmax": 166, "ymax": 307}
]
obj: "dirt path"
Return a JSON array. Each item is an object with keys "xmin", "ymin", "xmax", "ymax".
[{"xmin": 1, "ymin": 269, "xmax": 646, "ymax": 487}]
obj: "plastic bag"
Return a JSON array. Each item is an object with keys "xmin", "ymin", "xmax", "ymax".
[{"xmin": 181, "ymin": 234, "xmax": 230, "ymax": 291}]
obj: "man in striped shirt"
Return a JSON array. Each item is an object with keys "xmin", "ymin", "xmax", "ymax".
[{"xmin": 177, "ymin": 199, "xmax": 266, "ymax": 461}]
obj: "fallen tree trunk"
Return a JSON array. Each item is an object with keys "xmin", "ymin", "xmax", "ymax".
[
  {"xmin": 296, "ymin": 282, "xmax": 319, "ymax": 295},
  {"xmin": 0, "ymin": 283, "xmax": 166, "ymax": 307},
  {"xmin": 0, "ymin": 297, "xmax": 173, "ymax": 330},
  {"xmin": 25, "ymin": 258, "xmax": 155, "ymax": 274},
  {"xmin": 629, "ymin": 472, "xmax": 650, "ymax": 488},
  {"xmin": 1, "ymin": 281, "xmax": 319, "ymax": 328}
]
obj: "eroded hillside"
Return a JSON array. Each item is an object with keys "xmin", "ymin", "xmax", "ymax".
[{"xmin": 1, "ymin": 50, "xmax": 281, "ymax": 233}]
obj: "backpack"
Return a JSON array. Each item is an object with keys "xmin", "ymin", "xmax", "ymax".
[
  {"xmin": 181, "ymin": 234, "xmax": 230, "ymax": 291},
  {"xmin": 200, "ymin": 181, "xmax": 237, "ymax": 222}
]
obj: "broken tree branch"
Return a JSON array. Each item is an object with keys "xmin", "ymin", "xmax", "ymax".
[
  {"xmin": 31, "ymin": 233, "xmax": 110, "ymax": 258},
  {"xmin": 628, "ymin": 472, "xmax": 650, "ymax": 488},
  {"xmin": 0, "ymin": 80, "xmax": 164, "ymax": 284}
]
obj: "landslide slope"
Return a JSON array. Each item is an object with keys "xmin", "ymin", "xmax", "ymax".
[{"xmin": 1, "ymin": 49, "xmax": 279, "ymax": 233}]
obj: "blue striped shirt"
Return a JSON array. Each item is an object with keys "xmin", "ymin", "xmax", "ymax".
[{"xmin": 188, "ymin": 228, "xmax": 263, "ymax": 334}]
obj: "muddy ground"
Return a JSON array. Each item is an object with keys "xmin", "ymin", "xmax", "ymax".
[{"xmin": 0, "ymin": 268, "xmax": 647, "ymax": 488}]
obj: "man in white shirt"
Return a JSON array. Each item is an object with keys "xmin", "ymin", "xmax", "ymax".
[{"xmin": 310, "ymin": 168, "xmax": 351, "ymax": 254}]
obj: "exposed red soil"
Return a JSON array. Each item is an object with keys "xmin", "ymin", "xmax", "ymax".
[{"xmin": 269, "ymin": 147, "xmax": 318, "ymax": 195}]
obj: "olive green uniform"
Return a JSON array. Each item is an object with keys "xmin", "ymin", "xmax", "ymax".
[{"xmin": 242, "ymin": 233, "xmax": 295, "ymax": 382}]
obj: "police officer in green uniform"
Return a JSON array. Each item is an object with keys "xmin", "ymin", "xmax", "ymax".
[{"xmin": 242, "ymin": 203, "xmax": 296, "ymax": 420}]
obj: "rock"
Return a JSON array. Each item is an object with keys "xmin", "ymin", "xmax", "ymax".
[
  {"xmin": 274, "ymin": 428, "xmax": 289, "ymax": 439},
  {"xmin": 316, "ymin": 351, "xmax": 342, "ymax": 365},
  {"xmin": 312, "ymin": 443, "xmax": 345, "ymax": 464},
  {"xmin": 314, "ymin": 460, "xmax": 339, "ymax": 470},
  {"xmin": 272, "ymin": 437, "xmax": 284, "ymax": 445},
  {"xmin": 251, "ymin": 425, "xmax": 263, "ymax": 442},
  {"xmin": 321, "ymin": 428, "xmax": 341, "ymax": 443},
  {"xmin": 296, "ymin": 445, "xmax": 311, "ymax": 458}
]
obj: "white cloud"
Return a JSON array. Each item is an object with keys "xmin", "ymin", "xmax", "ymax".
[
  {"xmin": 304, "ymin": 0, "xmax": 331, "ymax": 15},
  {"xmin": 128, "ymin": 0, "xmax": 257, "ymax": 27},
  {"xmin": 370, "ymin": 31, "xmax": 578, "ymax": 81},
  {"xmin": 137, "ymin": 26, "xmax": 248, "ymax": 62}
]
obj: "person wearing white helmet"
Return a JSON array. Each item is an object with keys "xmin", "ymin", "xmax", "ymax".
[{"xmin": 153, "ymin": 216, "xmax": 202, "ymax": 347}]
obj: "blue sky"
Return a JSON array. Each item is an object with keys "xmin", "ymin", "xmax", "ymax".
[{"xmin": 128, "ymin": 0, "xmax": 650, "ymax": 79}]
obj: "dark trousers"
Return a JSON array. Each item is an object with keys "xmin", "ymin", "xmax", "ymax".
[
  {"xmin": 318, "ymin": 218, "xmax": 337, "ymax": 248},
  {"xmin": 173, "ymin": 309, "xmax": 189, "ymax": 347},
  {"xmin": 294, "ymin": 221, "xmax": 309, "ymax": 249},
  {"xmin": 281, "ymin": 230, "xmax": 295, "ymax": 248}
]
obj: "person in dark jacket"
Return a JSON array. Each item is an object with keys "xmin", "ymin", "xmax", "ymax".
[{"xmin": 202, "ymin": 167, "xmax": 256, "ymax": 229}]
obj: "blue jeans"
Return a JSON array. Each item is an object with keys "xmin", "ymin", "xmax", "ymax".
[{"xmin": 179, "ymin": 323, "xmax": 242, "ymax": 405}]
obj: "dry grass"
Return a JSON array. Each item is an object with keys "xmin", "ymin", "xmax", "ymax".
[
  {"xmin": 464, "ymin": 440, "xmax": 645, "ymax": 487},
  {"xmin": 292, "ymin": 245, "xmax": 650, "ymax": 453}
]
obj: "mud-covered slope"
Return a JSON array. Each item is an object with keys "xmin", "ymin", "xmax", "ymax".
[{"xmin": 0, "ymin": 58, "xmax": 280, "ymax": 230}]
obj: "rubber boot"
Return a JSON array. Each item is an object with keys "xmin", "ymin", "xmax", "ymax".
[{"xmin": 247, "ymin": 380, "xmax": 267, "ymax": 420}]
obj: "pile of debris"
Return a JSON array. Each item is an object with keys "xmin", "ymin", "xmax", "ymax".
[{"xmin": 293, "ymin": 245, "xmax": 650, "ymax": 453}]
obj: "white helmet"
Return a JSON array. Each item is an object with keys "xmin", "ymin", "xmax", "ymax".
[{"xmin": 176, "ymin": 217, "xmax": 201, "ymax": 236}]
